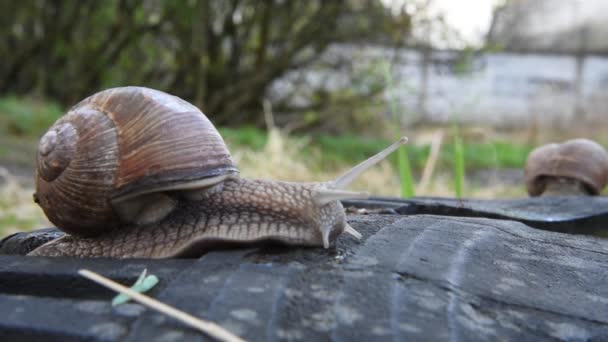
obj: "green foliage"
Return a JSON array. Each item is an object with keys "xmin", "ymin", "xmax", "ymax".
[
  {"xmin": 397, "ymin": 146, "xmax": 416, "ymax": 197},
  {"xmin": 314, "ymin": 135, "xmax": 383, "ymax": 163},
  {"xmin": 0, "ymin": 97, "xmax": 63, "ymax": 137},
  {"xmin": 452, "ymin": 126, "xmax": 465, "ymax": 198},
  {"xmin": 218, "ymin": 125, "xmax": 532, "ymax": 174},
  {"xmin": 219, "ymin": 127, "xmax": 268, "ymax": 150},
  {"xmin": 382, "ymin": 62, "xmax": 416, "ymax": 197},
  {"xmin": 441, "ymin": 142, "xmax": 533, "ymax": 170},
  {"xmin": 0, "ymin": 188, "xmax": 40, "ymax": 232},
  {"xmin": 0, "ymin": 0, "xmax": 410, "ymax": 128},
  {"xmin": 112, "ymin": 269, "xmax": 159, "ymax": 306},
  {"xmin": 453, "ymin": 47, "xmax": 476, "ymax": 76},
  {"xmin": 0, "ymin": 213, "xmax": 38, "ymax": 231}
]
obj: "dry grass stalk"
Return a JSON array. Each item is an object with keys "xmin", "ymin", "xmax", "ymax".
[
  {"xmin": 0, "ymin": 167, "xmax": 49, "ymax": 237},
  {"xmin": 417, "ymin": 130, "xmax": 444, "ymax": 192},
  {"xmin": 79, "ymin": 269, "xmax": 248, "ymax": 342}
]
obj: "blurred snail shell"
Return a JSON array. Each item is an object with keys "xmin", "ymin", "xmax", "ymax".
[
  {"xmin": 524, "ymin": 138, "xmax": 608, "ymax": 196},
  {"xmin": 30, "ymin": 86, "xmax": 407, "ymax": 258}
]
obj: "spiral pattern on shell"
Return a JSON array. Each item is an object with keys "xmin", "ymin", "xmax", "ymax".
[{"xmin": 35, "ymin": 87, "xmax": 238, "ymax": 237}]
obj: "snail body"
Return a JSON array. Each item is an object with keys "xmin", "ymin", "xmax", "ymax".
[
  {"xmin": 30, "ymin": 87, "xmax": 406, "ymax": 258},
  {"xmin": 31, "ymin": 178, "xmax": 344, "ymax": 258}
]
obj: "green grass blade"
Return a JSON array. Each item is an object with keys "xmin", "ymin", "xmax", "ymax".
[
  {"xmin": 382, "ymin": 62, "xmax": 416, "ymax": 198},
  {"xmin": 112, "ymin": 269, "xmax": 159, "ymax": 306},
  {"xmin": 453, "ymin": 134, "xmax": 465, "ymax": 198},
  {"xmin": 397, "ymin": 144, "xmax": 415, "ymax": 197}
]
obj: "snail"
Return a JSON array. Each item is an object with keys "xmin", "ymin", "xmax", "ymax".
[
  {"xmin": 29, "ymin": 86, "xmax": 407, "ymax": 258},
  {"xmin": 525, "ymin": 138, "xmax": 608, "ymax": 197}
]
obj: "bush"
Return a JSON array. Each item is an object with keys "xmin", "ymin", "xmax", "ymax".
[{"xmin": 0, "ymin": 97, "xmax": 63, "ymax": 137}]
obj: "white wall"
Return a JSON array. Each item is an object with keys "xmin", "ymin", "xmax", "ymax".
[
  {"xmin": 271, "ymin": 45, "xmax": 608, "ymax": 129},
  {"xmin": 418, "ymin": 51, "xmax": 608, "ymax": 128}
]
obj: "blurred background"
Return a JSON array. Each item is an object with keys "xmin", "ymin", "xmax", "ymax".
[{"xmin": 1, "ymin": 0, "xmax": 607, "ymax": 236}]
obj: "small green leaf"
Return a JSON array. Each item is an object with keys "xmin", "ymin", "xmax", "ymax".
[{"xmin": 112, "ymin": 269, "xmax": 159, "ymax": 306}]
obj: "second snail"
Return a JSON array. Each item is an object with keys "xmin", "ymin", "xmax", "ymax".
[{"xmin": 30, "ymin": 86, "xmax": 407, "ymax": 258}]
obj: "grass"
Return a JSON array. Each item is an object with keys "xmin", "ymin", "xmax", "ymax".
[
  {"xmin": 452, "ymin": 127, "xmax": 465, "ymax": 198},
  {"xmin": 220, "ymin": 126, "xmax": 533, "ymax": 173},
  {"xmin": 0, "ymin": 169, "xmax": 50, "ymax": 237},
  {"xmin": 0, "ymin": 96, "xmax": 63, "ymax": 137},
  {"xmin": 382, "ymin": 61, "xmax": 415, "ymax": 197}
]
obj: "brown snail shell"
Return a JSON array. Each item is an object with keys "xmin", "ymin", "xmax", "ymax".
[
  {"xmin": 35, "ymin": 87, "xmax": 238, "ymax": 237},
  {"xmin": 524, "ymin": 138, "xmax": 608, "ymax": 196}
]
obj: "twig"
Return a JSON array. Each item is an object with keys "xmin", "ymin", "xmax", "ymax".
[
  {"xmin": 262, "ymin": 98, "xmax": 275, "ymax": 132},
  {"xmin": 78, "ymin": 269, "xmax": 248, "ymax": 342},
  {"xmin": 417, "ymin": 130, "xmax": 444, "ymax": 193}
]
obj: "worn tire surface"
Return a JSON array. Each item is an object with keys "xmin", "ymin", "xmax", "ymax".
[{"xmin": 1, "ymin": 214, "xmax": 607, "ymax": 341}]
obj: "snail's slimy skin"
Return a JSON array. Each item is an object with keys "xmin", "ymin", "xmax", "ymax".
[
  {"xmin": 536, "ymin": 176, "xmax": 592, "ymax": 197},
  {"xmin": 29, "ymin": 178, "xmax": 347, "ymax": 258}
]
